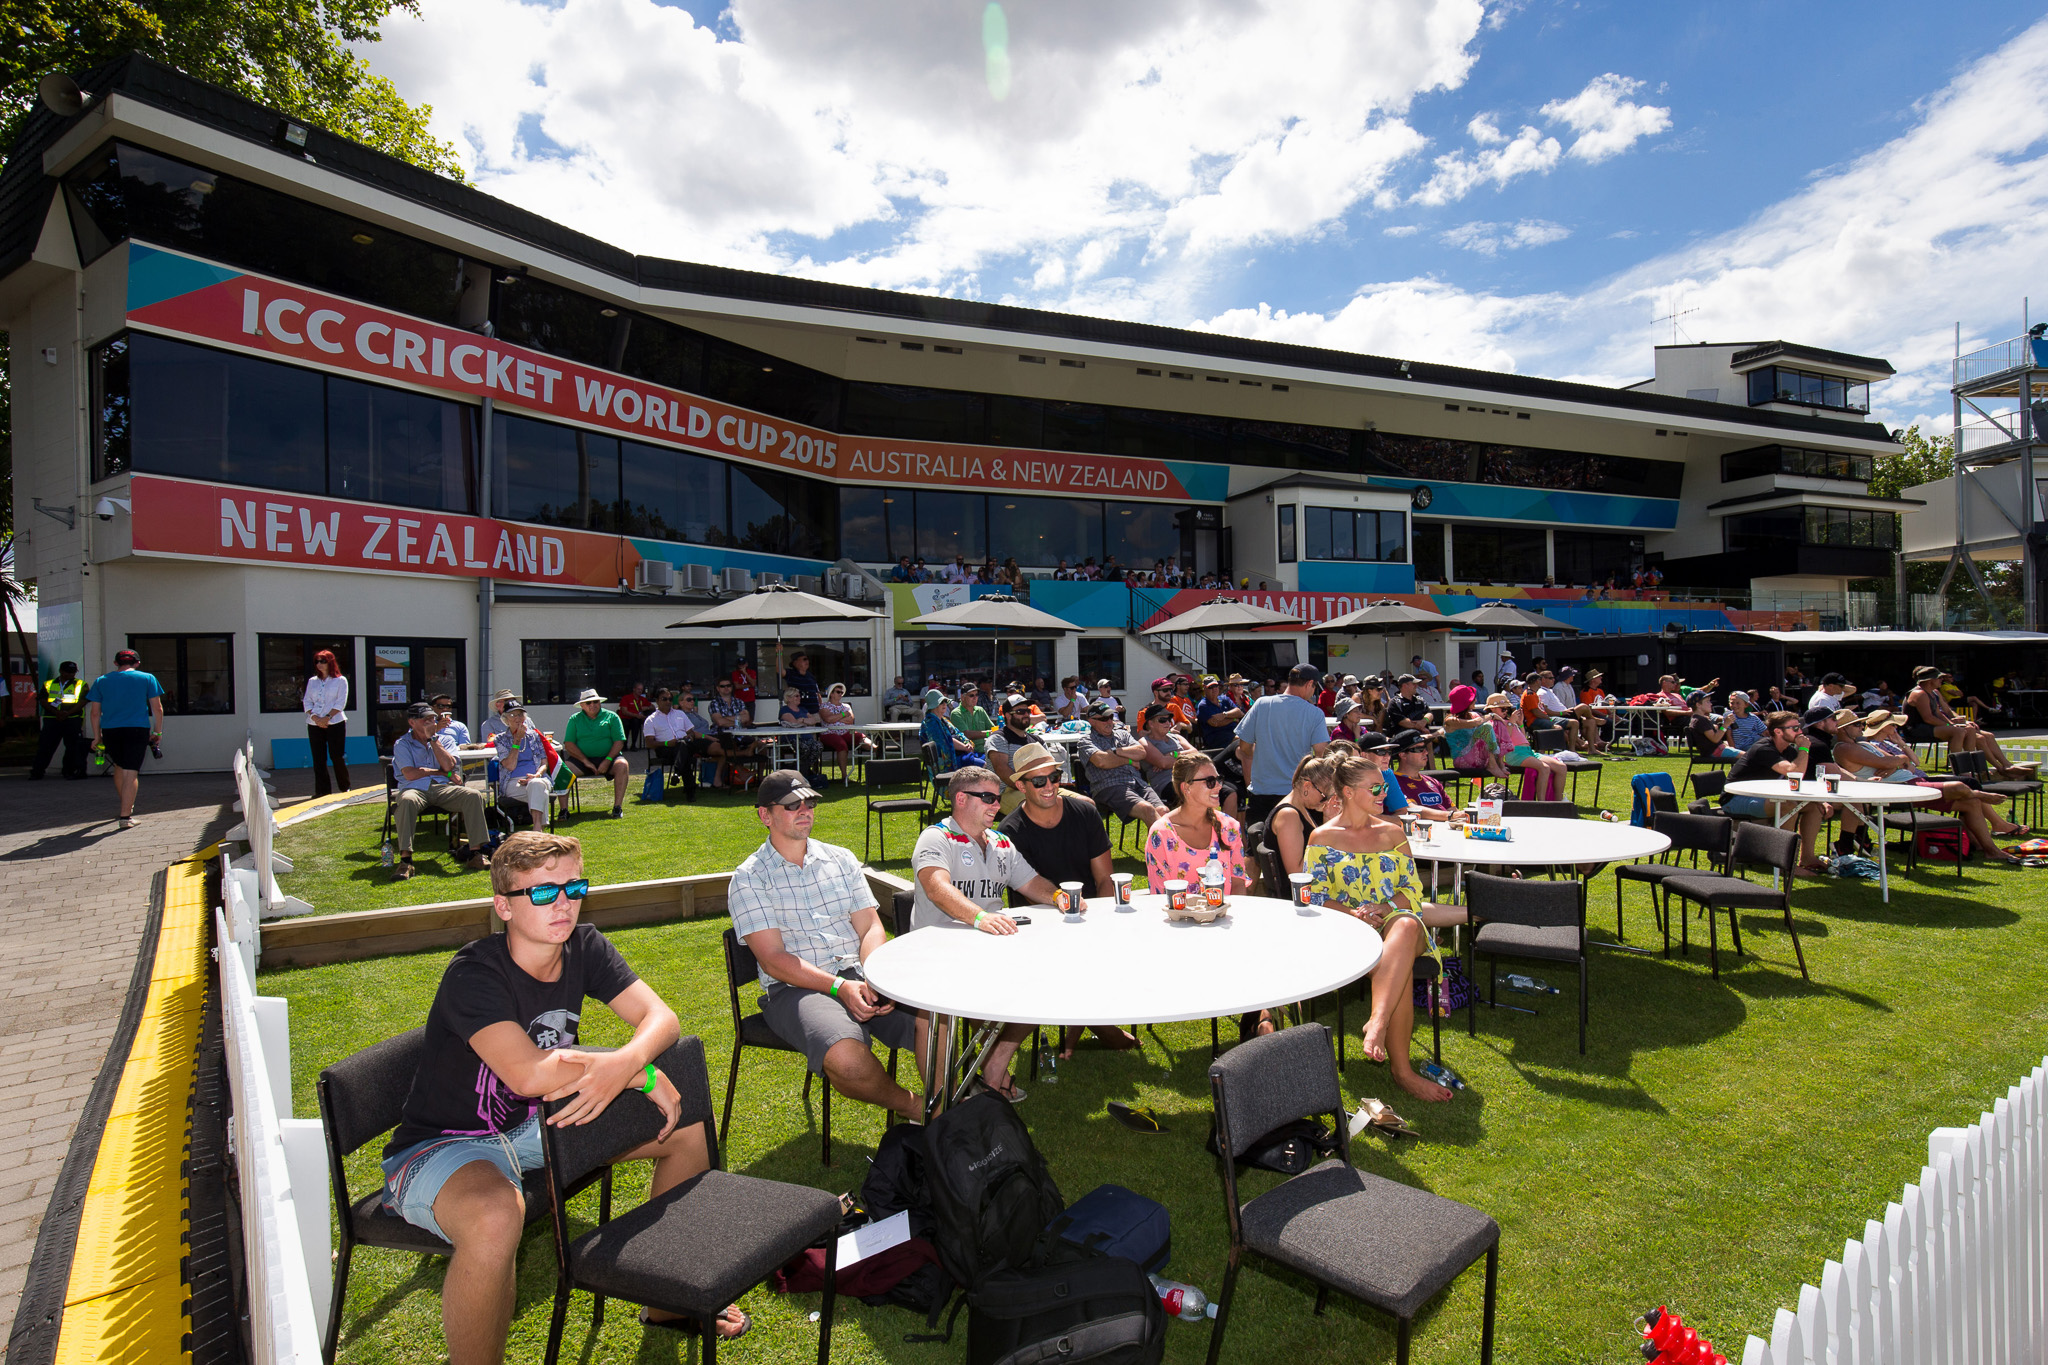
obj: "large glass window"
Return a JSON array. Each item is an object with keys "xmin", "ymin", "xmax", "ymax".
[
  {"xmin": 522, "ymin": 638, "xmax": 869, "ymax": 706},
  {"xmin": 1105, "ymin": 501, "xmax": 1180, "ymax": 569},
  {"xmin": 92, "ymin": 336, "xmax": 131, "ymax": 480},
  {"xmin": 728, "ymin": 465, "xmax": 837, "ymax": 558},
  {"xmin": 1277, "ymin": 505, "xmax": 1296, "ymax": 563},
  {"xmin": 1722, "ymin": 508, "xmax": 1893, "ymax": 552},
  {"xmin": 842, "ymin": 384, "xmax": 987, "ymax": 443},
  {"xmin": 328, "ymin": 376, "xmax": 476, "ymax": 513},
  {"xmin": 67, "ymin": 142, "xmax": 470, "ymax": 324},
  {"xmin": 898, "ymin": 640, "xmax": 1054, "ymax": 696},
  {"xmin": 494, "ymin": 414, "xmax": 619, "ymax": 530},
  {"xmin": 1451, "ymin": 525, "xmax": 1547, "ymax": 583},
  {"xmin": 258, "ymin": 635, "xmax": 357, "ymax": 714},
  {"xmin": 913, "ymin": 489, "xmax": 989, "ymax": 564},
  {"xmin": 991, "ymin": 496, "xmax": 1102, "ymax": 569},
  {"xmin": 1720, "ymin": 444, "xmax": 1875, "ymax": 483},
  {"xmin": 620, "ymin": 440, "xmax": 726, "ymax": 543},
  {"xmin": 1302, "ymin": 506, "xmax": 1407, "ymax": 562},
  {"xmin": 1747, "ymin": 366, "xmax": 1872, "ymax": 414},
  {"xmin": 1412, "ymin": 521, "xmax": 1446, "ymax": 581},
  {"xmin": 127, "ymin": 634, "xmax": 235, "ymax": 715},
  {"xmin": 1552, "ymin": 531, "xmax": 1642, "ymax": 587},
  {"xmin": 1078, "ymin": 638, "xmax": 1125, "ymax": 690}
]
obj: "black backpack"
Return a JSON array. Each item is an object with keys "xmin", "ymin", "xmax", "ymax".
[
  {"xmin": 923, "ymin": 1092, "xmax": 1067, "ymax": 1290},
  {"xmin": 860, "ymin": 1121, "xmax": 935, "ymax": 1239},
  {"xmin": 966, "ymin": 1249, "xmax": 1167, "ymax": 1365}
]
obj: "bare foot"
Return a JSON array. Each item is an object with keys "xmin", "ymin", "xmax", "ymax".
[
  {"xmin": 1255, "ymin": 1011, "xmax": 1276, "ymax": 1037},
  {"xmin": 1393, "ymin": 1067, "xmax": 1454, "ymax": 1103},
  {"xmin": 1360, "ymin": 1019, "xmax": 1390, "ymax": 1064},
  {"xmin": 1093, "ymin": 1026, "xmax": 1139, "ymax": 1051},
  {"xmin": 644, "ymin": 1304, "xmax": 749, "ymax": 1338}
]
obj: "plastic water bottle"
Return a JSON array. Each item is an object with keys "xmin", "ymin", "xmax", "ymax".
[
  {"xmin": 380, "ymin": 839, "xmax": 394, "ymax": 868},
  {"xmin": 149, "ymin": 735, "xmax": 163, "ymax": 760},
  {"xmin": 92, "ymin": 743, "xmax": 107, "ymax": 771},
  {"xmin": 1148, "ymin": 1275, "xmax": 1217, "ymax": 1321},
  {"xmin": 1417, "ymin": 1059, "xmax": 1465, "ymax": 1091},
  {"xmin": 1502, "ymin": 974, "xmax": 1558, "ymax": 995},
  {"xmin": 1200, "ymin": 849, "xmax": 1225, "ymax": 909}
]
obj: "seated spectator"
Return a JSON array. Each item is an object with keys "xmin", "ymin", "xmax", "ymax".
[
  {"xmin": 615, "ymin": 682, "xmax": 650, "ymax": 749},
  {"xmin": 890, "ymin": 555, "xmax": 920, "ymax": 583},
  {"xmin": 391, "ymin": 701, "xmax": 491, "ymax": 880},
  {"xmin": 1390, "ymin": 731, "xmax": 1453, "ymax": 816},
  {"xmin": 479, "ymin": 688, "xmax": 518, "ymax": 744},
  {"xmin": 1138, "ymin": 702, "xmax": 1235, "ymax": 814},
  {"xmin": 561, "ymin": 689, "xmax": 630, "ymax": 818},
  {"xmin": 1147, "ymin": 752, "xmax": 1262, "ymax": 1035},
  {"xmin": 1861, "ymin": 678, "xmax": 1895, "ymax": 712},
  {"xmin": 1533, "ymin": 668, "xmax": 1586, "ymax": 753},
  {"xmin": 1075, "ymin": 700, "xmax": 1169, "ymax": 828},
  {"xmin": 639, "ymin": 690, "xmax": 701, "ymax": 800},
  {"xmin": 1487, "ymin": 692, "xmax": 1566, "ymax": 799},
  {"xmin": 922, "ymin": 690, "xmax": 983, "ymax": 772},
  {"xmin": 1443, "ymin": 684, "xmax": 1505, "ymax": 782},
  {"xmin": 1166, "ymin": 675, "xmax": 1197, "ymax": 731},
  {"xmin": 912, "ymin": 767, "xmax": 1065, "ymax": 1100},
  {"xmin": 1091, "ymin": 678, "xmax": 1121, "ymax": 717},
  {"xmin": 729, "ymin": 771, "xmax": 925, "ymax": 1121},
  {"xmin": 706, "ymin": 679, "xmax": 761, "ymax": 788},
  {"xmin": 1055, "ymin": 676, "xmax": 1087, "ymax": 720},
  {"xmin": 1686, "ymin": 693, "xmax": 1742, "ymax": 762},
  {"xmin": 1724, "ymin": 690, "xmax": 1767, "ymax": 750},
  {"xmin": 492, "ymin": 701, "xmax": 554, "ymax": 830},
  {"xmin": 1842, "ymin": 711, "xmax": 2030, "ymax": 862},
  {"xmin": 1723, "ymin": 712, "xmax": 1833, "ymax": 874},
  {"xmin": 378, "ymin": 831, "xmax": 733, "ymax": 1361},
  {"xmin": 1148, "ymin": 676, "xmax": 1182, "ymax": 728},
  {"xmin": 777, "ymin": 687, "xmax": 828, "ymax": 787},
  {"xmin": 881, "ymin": 675, "xmax": 917, "ymax": 721},
  {"xmin": 1569, "ymin": 669, "xmax": 1613, "ymax": 754},
  {"xmin": 431, "ymin": 693, "xmax": 471, "ymax": 748},
  {"xmin": 1305, "ymin": 755, "xmax": 1468, "ymax": 1103},
  {"xmin": 1264, "ymin": 753, "xmax": 1335, "ymax": 882},
  {"xmin": 730, "ymin": 657, "xmax": 759, "ymax": 707},
  {"xmin": 1193, "ymin": 673, "xmax": 1244, "ymax": 752},
  {"xmin": 1332, "ymin": 697, "xmax": 1370, "ymax": 745},
  {"xmin": 1028, "ymin": 675, "xmax": 1057, "ymax": 713},
  {"xmin": 1808, "ymin": 672, "xmax": 1851, "ymax": 714},
  {"xmin": 1385, "ymin": 674, "xmax": 1435, "ymax": 738},
  {"xmin": 983, "ymin": 694, "xmax": 1041, "ymax": 812},
  {"xmin": 953, "ymin": 683, "xmax": 994, "ymax": 750},
  {"xmin": 817, "ymin": 682, "xmax": 865, "ymax": 779}
]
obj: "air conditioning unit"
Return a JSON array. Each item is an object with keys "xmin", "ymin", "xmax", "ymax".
[
  {"xmin": 841, "ymin": 575, "xmax": 870, "ymax": 600},
  {"xmin": 796, "ymin": 574, "xmax": 824, "ymax": 594},
  {"xmin": 681, "ymin": 563, "xmax": 715, "ymax": 591},
  {"xmin": 756, "ymin": 571, "xmax": 784, "ymax": 586},
  {"xmin": 721, "ymin": 567, "xmax": 753, "ymax": 592},
  {"xmin": 634, "ymin": 560, "xmax": 675, "ymax": 592}
]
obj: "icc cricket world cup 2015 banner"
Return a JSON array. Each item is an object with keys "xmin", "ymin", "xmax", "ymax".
[{"xmin": 122, "ymin": 243, "xmax": 1213, "ymax": 503}]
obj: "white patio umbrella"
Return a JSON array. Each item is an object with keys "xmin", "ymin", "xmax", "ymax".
[
  {"xmin": 908, "ymin": 592, "xmax": 1081, "ymax": 696},
  {"xmin": 1444, "ymin": 602, "xmax": 1582, "ymax": 636},
  {"xmin": 1140, "ymin": 595, "xmax": 1308, "ymax": 680},
  {"xmin": 1308, "ymin": 599, "xmax": 1453, "ymax": 672},
  {"xmin": 668, "ymin": 584, "xmax": 884, "ymax": 704}
]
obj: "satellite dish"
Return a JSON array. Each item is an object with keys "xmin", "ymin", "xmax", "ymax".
[{"xmin": 37, "ymin": 74, "xmax": 89, "ymax": 117}]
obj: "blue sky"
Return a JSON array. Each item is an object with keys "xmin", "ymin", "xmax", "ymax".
[{"xmin": 367, "ymin": 2, "xmax": 2048, "ymax": 428}]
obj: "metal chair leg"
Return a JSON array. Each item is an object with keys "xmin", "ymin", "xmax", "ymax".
[
  {"xmin": 1480, "ymin": 1243, "xmax": 1499, "ymax": 1364},
  {"xmin": 1204, "ymin": 1254, "xmax": 1242, "ymax": 1365}
]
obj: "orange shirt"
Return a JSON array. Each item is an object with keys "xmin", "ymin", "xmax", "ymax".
[{"xmin": 1166, "ymin": 696, "xmax": 1195, "ymax": 728}]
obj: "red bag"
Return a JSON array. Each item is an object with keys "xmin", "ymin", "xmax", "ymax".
[
  {"xmin": 772, "ymin": 1236, "xmax": 942, "ymax": 1297},
  {"xmin": 1915, "ymin": 827, "xmax": 1971, "ymax": 861}
]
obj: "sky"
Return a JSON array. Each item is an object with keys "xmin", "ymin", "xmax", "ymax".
[{"xmin": 362, "ymin": 1, "xmax": 2048, "ymax": 434}]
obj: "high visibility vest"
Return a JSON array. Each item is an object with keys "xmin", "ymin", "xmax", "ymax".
[{"xmin": 42, "ymin": 676, "xmax": 85, "ymax": 717}]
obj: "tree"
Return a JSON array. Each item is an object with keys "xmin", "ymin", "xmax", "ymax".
[
  {"xmin": 1868, "ymin": 422, "xmax": 1953, "ymax": 500},
  {"xmin": 1, "ymin": 0, "xmax": 465, "ymax": 178}
]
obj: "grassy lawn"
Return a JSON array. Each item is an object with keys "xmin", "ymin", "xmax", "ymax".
[{"xmin": 266, "ymin": 759, "xmax": 2048, "ymax": 1362}]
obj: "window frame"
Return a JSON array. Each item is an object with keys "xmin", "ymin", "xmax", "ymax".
[
  {"xmin": 1277, "ymin": 504, "xmax": 1296, "ymax": 563},
  {"xmin": 258, "ymin": 635, "xmax": 358, "ymax": 714},
  {"xmin": 125, "ymin": 633, "xmax": 236, "ymax": 716}
]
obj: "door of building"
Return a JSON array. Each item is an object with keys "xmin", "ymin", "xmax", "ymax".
[{"xmin": 367, "ymin": 638, "xmax": 467, "ymax": 749}]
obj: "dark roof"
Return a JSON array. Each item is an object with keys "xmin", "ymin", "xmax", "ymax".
[
  {"xmin": 3, "ymin": 56, "xmax": 1897, "ymax": 444},
  {"xmin": 1705, "ymin": 488, "xmax": 1925, "ymax": 511},
  {"xmin": 1729, "ymin": 341, "xmax": 1895, "ymax": 376}
]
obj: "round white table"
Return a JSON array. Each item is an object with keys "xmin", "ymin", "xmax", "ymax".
[
  {"xmin": 865, "ymin": 893, "xmax": 1383, "ymax": 1116},
  {"xmin": 1724, "ymin": 778, "xmax": 1940, "ymax": 902},
  {"xmin": 1405, "ymin": 815, "xmax": 1671, "ymax": 906}
]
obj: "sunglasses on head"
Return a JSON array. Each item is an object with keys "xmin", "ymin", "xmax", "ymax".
[
  {"xmin": 958, "ymin": 788, "xmax": 1003, "ymax": 805},
  {"xmin": 511, "ymin": 878, "xmax": 590, "ymax": 905},
  {"xmin": 1021, "ymin": 774, "xmax": 1060, "ymax": 788}
]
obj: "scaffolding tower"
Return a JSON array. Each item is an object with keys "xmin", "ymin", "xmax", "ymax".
[{"xmin": 1942, "ymin": 319, "xmax": 2047, "ymax": 629}]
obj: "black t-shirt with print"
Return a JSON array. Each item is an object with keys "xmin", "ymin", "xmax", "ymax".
[
  {"xmin": 1725, "ymin": 738, "xmax": 1798, "ymax": 793},
  {"xmin": 997, "ymin": 793, "xmax": 1112, "ymax": 902},
  {"xmin": 386, "ymin": 924, "xmax": 639, "ymax": 1156}
]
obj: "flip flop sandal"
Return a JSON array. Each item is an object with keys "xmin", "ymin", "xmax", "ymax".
[
  {"xmin": 1346, "ymin": 1098, "xmax": 1417, "ymax": 1140},
  {"xmin": 1106, "ymin": 1101, "xmax": 1167, "ymax": 1133},
  {"xmin": 2024, "ymin": 857, "xmax": 2048, "ymax": 868},
  {"xmin": 641, "ymin": 1307, "xmax": 751, "ymax": 1340},
  {"xmin": 394, "ymin": 861, "xmax": 416, "ymax": 880}
]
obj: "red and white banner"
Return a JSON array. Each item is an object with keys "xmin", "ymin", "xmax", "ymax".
[
  {"xmin": 126, "ymin": 250, "xmax": 1197, "ymax": 501},
  {"xmin": 129, "ymin": 475, "xmax": 637, "ymax": 589}
]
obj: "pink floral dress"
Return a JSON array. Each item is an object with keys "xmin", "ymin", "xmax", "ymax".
[{"xmin": 1144, "ymin": 812, "xmax": 1247, "ymax": 890}]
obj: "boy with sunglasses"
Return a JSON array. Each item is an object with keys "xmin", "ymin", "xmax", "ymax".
[
  {"xmin": 727, "ymin": 771, "xmax": 925, "ymax": 1124},
  {"xmin": 380, "ymin": 832, "xmax": 749, "ymax": 1361}
]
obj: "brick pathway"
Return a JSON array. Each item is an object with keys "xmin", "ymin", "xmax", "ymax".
[{"xmin": 0, "ymin": 771, "xmax": 237, "ymax": 1346}]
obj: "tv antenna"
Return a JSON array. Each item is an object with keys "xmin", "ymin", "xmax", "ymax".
[{"xmin": 1655, "ymin": 297, "xmax": 1698, "ymax": 346}]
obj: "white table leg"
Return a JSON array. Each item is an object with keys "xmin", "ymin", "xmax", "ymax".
[{"xmin": 1874, "ymin": 801, "xmax": 1890, "ymax": 902}]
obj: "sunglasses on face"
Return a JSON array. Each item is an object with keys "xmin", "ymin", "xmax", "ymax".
[
  {"xmin": 511, "ymin": 878, "xmax": 590, "ymax": 905},
  {"xmin": 1022, "ymin": 774, "xmax": 1060, "ymax": 788},
  {"xmin": 776, "ymin": 798, "xmax": 821, "ymax": 812},
  {"xmin": 958, "ymin": 789, "xmax": 1003, "ymax": 806},
  {"xmin": 1186, "ymin": 774, "xmax": 1222, "ymax": 788}
]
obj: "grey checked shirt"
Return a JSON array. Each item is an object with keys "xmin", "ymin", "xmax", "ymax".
[{"xmin": 726, "ymin": 838, "xmax": 877, "ymax": 987}]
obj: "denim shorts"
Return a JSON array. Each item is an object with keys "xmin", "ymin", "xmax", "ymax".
[
  {"xmin": 381, "ymin": 1112, "xmax": 541, "ymax": 1241},
  {"xmin": 1724, "ymin": 795, "xmax": 1769, "ymax": 817}
]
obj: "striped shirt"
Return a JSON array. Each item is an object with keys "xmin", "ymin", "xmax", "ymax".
[{"xmin": 726, "ymin": 838, "xmax": 876, "ymax": 987}]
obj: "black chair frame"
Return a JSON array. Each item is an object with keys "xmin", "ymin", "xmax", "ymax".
[
  {"xmin": 1462, "ymin": 872, "xmax": 1589, "ymax": 1055},
  {"xmin": 862, "ymin": 755, "xmax": 934, "ymax": 863}
]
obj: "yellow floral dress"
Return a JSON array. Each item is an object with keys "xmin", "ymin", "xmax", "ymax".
[{"xmin": 1307, "ymin": 843, "xmax": 1450, "ymax": 1011}]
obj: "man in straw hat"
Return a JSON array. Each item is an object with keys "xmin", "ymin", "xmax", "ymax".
[{"xmin": 562, "ymin": 689, "xmax": 630, "ymax": 818}]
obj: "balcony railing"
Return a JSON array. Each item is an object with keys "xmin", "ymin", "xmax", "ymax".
[{"xmin": 1954, "ymin": 333, "xmax": 2048, "ymax": 386}]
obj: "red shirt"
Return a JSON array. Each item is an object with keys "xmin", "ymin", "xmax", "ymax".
[{"xmin": 731, "ymin": 667, "xmax": 757, "ymax": 704}]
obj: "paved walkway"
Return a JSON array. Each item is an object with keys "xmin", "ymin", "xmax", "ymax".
[{"xmin": 0, "ymin": 770, "xmax": 237, "ymax": 1346}]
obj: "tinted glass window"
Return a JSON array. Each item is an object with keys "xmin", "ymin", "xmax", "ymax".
[
  {"xmin": 493, "ymin": 277, "xmax": 629, "ymax": 370},
  {"xmin": 1303, "ymin": 506, "xmax": 1331, "ymax": 560},
  {"xmin": 618, "ymin": 316, "xmax": 705, "ymax": 393},
  {"xmin": 839, "ymin": 487, "xmax": 892, "ymax": 562},
  {"xmin": 703, "ymin": 336, "xmax": 841, "ymax": 429},
  {"xmin": 494, "ymin": 414, "xmax": 619, "ymax": 529},
  {"xmin": 990, "ymin": 495, "xmax": 1102, "ymax": 567},
  {"xmin": 327, "ymin": 376, "xmax": 475, "ymax": 513},
  {"xmin": 128, "ymin": 634, "xmax": 235, "ymax": 715},
  {"xmin": 1042, "ymin": 402, "xmax": 1108, "ymax": 453},
  {"xmin": 259, "ymin": 635, "xmax": 356, "ymax": 713},
  {"xmin": 620, "ymin": 440, "xmax": 726, "ymax": 543},
  {"xmin": 842, "ymin": 384, "xmax": 987, "ymax": 443},
  {"xmin": 1106, "ymin": 501, "xmax": 1179, "ymax": 567},
  {"xmin": 67, "ymin": 142, "xmax": 469, "ymax": 324},
  {"xmin": 1452, "ymin": 525, "xmax": 1546, "ymax": 582},
  {"xmin": 1277, "ymin": 504, "xmax": 1296, "ymax": 562},
  {"xmin": 93, "ymin": 336, "xmax": 131, "ymax": 480},
  {"xmin": 1412, "ymin": 521, "xmax": 1445, "ymax": 581},
  {"xmin": 914, "ymin": 490, "xmax": 987, "ymax": 563},
  {"xmin": 127, "ymin": 332, "xmax": 326, "ymax": 494},
  {"xmin": 988, "ymin": 396, "xmax": 1044, "ymax": 448}
]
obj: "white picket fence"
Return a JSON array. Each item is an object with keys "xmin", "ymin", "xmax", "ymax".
[
  {"xmin": 1739, "ymin": 1057, "xmax": 2048, "ymax": 1364},
  {"xmin": 218, "ymin": 866, "xmax": 331, "ymax": 1363},
  {"xmin": 229, "ymin": 741, "xmax": 312, "ymax": 917}
]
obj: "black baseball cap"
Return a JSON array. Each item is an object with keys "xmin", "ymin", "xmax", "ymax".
[
  {"xmin": 1799, "ymin": 706, "xmax": 1840, "ymax": 727},
  {"xmin": 1356, "ymin": 730, "xmax": 1400, "ymax": 753},
  {"xmin": 756, "ymin": 770, "xmax": 823, "ymax": 807},
  {"xmin": 1392, "ymin": 730, "xmax": 1434, "ymax": 752},
  {"xmin": 1287, "ymin": 663, "xmax": 1322, "ymax": 686},
  {"xmin": 403, "ymin": 701, "xmax": 438, "ymax": 720},
  {"xmin": 1084, "ymin": 699, "xmax": 1118, "ymax": 719}
]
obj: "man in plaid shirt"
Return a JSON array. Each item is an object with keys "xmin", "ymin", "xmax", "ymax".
[{"xmin": 727, "ymin": 770, "xmax": 923, "ymax": 1121}]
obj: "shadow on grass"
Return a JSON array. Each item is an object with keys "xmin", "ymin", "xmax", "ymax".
[{"xmin": 1810, "ymin": 881, "xmax": 2021, "ymax": 930}]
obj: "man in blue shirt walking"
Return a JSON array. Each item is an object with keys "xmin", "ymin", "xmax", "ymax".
[
  {"xmin": 86, "ymin": 649, "xmax": 165, "ymax": 830},
  {"xmin": 1234, "ymin": 663, "xmax": 1331, "ymax": 826}
]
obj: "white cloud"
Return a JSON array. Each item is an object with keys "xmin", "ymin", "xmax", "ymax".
[
  {"xmin": 1412, "ymin": 123, "xmax": 1561, "ymax": 205},
  {"xmin": 1202, "ymin": 18, "xmax": 2048, "ymax": 426},
  {"xmin": 1440, "ymin": 218, "xmax": 1572, "ymax": 254},
  {"xmin": 1382, "ymin": 224, "xmax": 1422, "ymax": 237},
  {"xmin": 1466, "ymin": 112, "xmax": 1505, "ymax": 145},
  {"xmin": 1540, "ymin": 73, "xmax": 1673, "ymax": 163}
]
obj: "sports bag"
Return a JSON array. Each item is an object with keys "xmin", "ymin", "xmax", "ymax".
[
  {"xmin": 1916, "ymin": 826, "xmax": 1972, "ymax": 861},
  {"xmin": 1046, "ymin": 1184, "xmax": 1170, "ymax": 1273},
  {"xmin": 965, "ymin": 1249, "xmax": 1166, "ymax": 1365},
  {"xmin": 640, "ymin": 767, "xmax": 665, "ymax": 803},
  {"xmin": 923, "ymin": 1092, "xmax": 1067, "ymax": 1291}
]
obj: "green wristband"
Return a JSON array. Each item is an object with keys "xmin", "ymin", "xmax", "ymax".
[
  {"xmin": 974, "ymin": 911, "xmax": 987, "ymax": 926},
  {"xmin": 641, "ymin": 1063, "xmax": 657, "ymax": 1094},
  {"xmin": 828, "ymin": 977, "xmax": 840, "ymax": 996}
]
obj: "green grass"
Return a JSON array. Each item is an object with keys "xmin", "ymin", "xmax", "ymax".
[{"xmin": 266, "ymin": 760, "xmax": 2048, "ymax": 1362}]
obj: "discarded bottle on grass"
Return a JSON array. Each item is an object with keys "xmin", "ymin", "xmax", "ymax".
[
  {"xmin": 380, "ymin": 839, "xmax": 394, "ymax": 868},
  {"xmin": 1148, "ymin": 1275, "xmax": 1216, "ymax": 1321},
  {"xmin": 1502, "ymin": 974, "xmax": 1558, "ymax": 995},
  {"xmin": 1417, "ymin": 1060, "xmax": 1465, "ymax": 1091}
]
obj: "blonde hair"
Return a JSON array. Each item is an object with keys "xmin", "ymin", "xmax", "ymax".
[{"xmin": 491, "ymin": 831, "xmax": 583, "ymax": 896}]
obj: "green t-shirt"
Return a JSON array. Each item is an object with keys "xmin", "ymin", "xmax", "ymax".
[
  {"xmin": 565, "ymin": 706, "xmax": 625, "ymax": 759},
  {"xmin": 955, "ymin": 704, "xmax": 993, "ymax": 749}
]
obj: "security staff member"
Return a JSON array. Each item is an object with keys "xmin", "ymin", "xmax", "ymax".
[{"xmin": 29, "ymin": 661, "xmax": 88, "ymax": 780}]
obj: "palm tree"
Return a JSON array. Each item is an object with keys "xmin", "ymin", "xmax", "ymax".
[{"xmin": 0, "ymin": 537, "xmax": 34, "ymax": 678}]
